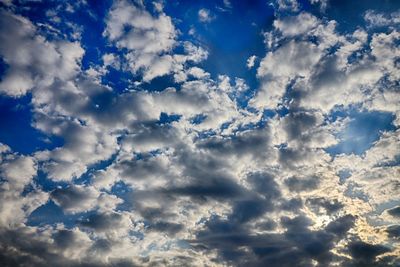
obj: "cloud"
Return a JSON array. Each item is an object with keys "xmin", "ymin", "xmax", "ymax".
[
  {"xmin": 246, "ymin": 55, "xmax": 257, "ymax": 69},
  {"xmin": 364, "ymin": 10, "xmax": 400, "ymax": 27},
  {"xmin": 0, "ymin": 1, "xmax": 399, "ymax": 266},
  {"xmin": 273, "ymin": 12, "xmax": 319, "ymax": 37},
  {"xmin": 35, "ymin": 120, "xmax": 118, "ymax": 181},
  {"xmin": 309, "ymin": 0, "xmax": 329, "ymax": 11},
  {"xmin": 51, "ymin": 185, "xmax": 122, "ymax": 214},
  {"xmin": 276, "ymin": 0, "xmax": 300, "ymax": 11},
  {"xmin": 0, "ymin": 148, "xmax": 47, "ymax": 227},
  {"xmin": 104, "ymin": 0, "xmax": 208, "ymax": 83},
  {"xmin": 387, "ymin": 206, "xmax": 400, "ymax": 217},
  {"xmin": 104, "ymin": 0, "xmax": 176, "ymax": 81},
  {"xmin": 0, "ymin": 10, "xmax": 83, "ymax": 97},
  {"xmin": 198, "ymin": 9, "xmax": 214, "ymax": 23}
]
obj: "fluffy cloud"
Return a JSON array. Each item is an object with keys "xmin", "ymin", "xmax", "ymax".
[
  {"xmin": 273, "ymin": 12, "xmax": 319, "ymax": 37},
  {"xmin": 198, "ymin": 8, "xmax": 214, "ymax": 23},
  {"xmin": 0, "ymin": 10, "xmax": 83, "ymax": 97},
  {"xmin": 0, "ymin": 1, "xmax": 398, "ymax": 266},
  {"xmin": 0, "ymin": 148, "xmax": 47, "ymax": 227},
  {"xmin": 104, "ymin": 0, "xmax": 208, "ymax": 83}
]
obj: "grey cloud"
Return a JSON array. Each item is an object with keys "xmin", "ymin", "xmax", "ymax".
[
  {"xmin": 147, "ymin": 221, "xmax": 183, "ymax": 236},
  {"xmin": 0, "ymin": 2, "xmax": 399, "ymax": 267},
  {"xmin": 346, "ymin": 241, "xmax": 391, "ymax": 267},
  {"xmin": 191, "ymin": 214, "xmax": 356, "ymax": 267},
  {"xmin": 50, "ymin": 185, "xmax": 98, "ymax": 213},
  {"xmin": 121, "ymin": 121, "xmax": 180, "ymax": 152},
  {"xmin": 0, "ymin": 227, "xmax": 115, "ymax": 267},
  {"xmin": 246, "ymin": 172, "xmax": 281, "ymax": 199},
  {"xmin": 325, "ymin": 214, "xmax": 355, "ymax": 237},
  {"xmin": 229, "ymin": 198, "xmax": 271, "ymax": 223},
  {"xmin": 306, "ymin": 197, "xmax": 344, "ymax": 215},
  {"xmin": 78, "ymin": 212, "xmax": 124, "ymax": 232},
  {"xmin": 386, "ymin": 225, "xmax": 400, "ymax": 239},
  {"xmin": 387, "ymin": 206, "xmax": 400, "ymax": 217},
  {"xmin": 165, "ymin": 175, "xmax": 243, "ymax": 200},
  {"xmin": 196, "ymin": 126, "xmax": 271, "ymax": 158},
  {"xmin": 117, "ymin": 155, "xmax": 169, "ymax": 181},
  {"xmin": 284, "ymin": 175, "xmax": 320, "ymax": 192}
]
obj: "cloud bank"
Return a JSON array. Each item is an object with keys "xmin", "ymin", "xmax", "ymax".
[{"xmin": 0, "ymin": 0, "xmax": 399, "ymax": 266}]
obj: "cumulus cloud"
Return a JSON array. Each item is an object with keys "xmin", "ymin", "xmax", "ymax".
[
  {"xmin": 0, "ymin": 148, "xmax": 47, "ymax": 227},
  {"xmin": 246, "ymin": 55, "xmax": 257, "ymax": 69},
  {"xmin": 273, "ymin": 12, "xmax": 319, "ymax": 37},
  {"xmin": 198, "ymin": 8, "xmax": 214, "ymax": 23},
  {"xmin": 0, "ymin": 10, "xmax": 83, "ymax": 97},
  {"xmin": 364, "ymin": 10, "xmax": 400, "ymax": 27},
  {"xmin": 0, "ymin": 1, "xmax": 399, "ymax": 266},
  {"xmin": 104, "ymin": 0, "xmax": 208, "ymax": 83}
]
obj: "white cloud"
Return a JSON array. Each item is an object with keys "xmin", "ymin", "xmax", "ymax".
[
  {"xmin": 276, "ymin": 0, "xmax": 300, "ymax": 11},
  {"xmin": 104, "ymin": 1, "xmax": 209, "ymax": 83},
  {"xmin": 0, "ymin": 149, "xmax": 47, "ymax": 227},
  {"xmin": 35, "ymin": 120, "xmax": 118, "ymax": 181},
  {"xmin": 0, "ymin": 3, "xmax": 398, "ymax": 267},
  {"xmin": 198, "ymin": 8, "xmax": 214, "ymax": 23},
  {"xmin": 310, "ymin": 0, "xmax": 328, "ymax": 11},
  {"xmin": 51, "ymin": 185, "xmax": 122, "ymax": 214},
  {"xmin": 0, "ymin": 155, "xmax": 36, "ymax": 191},
  {"xmin": 0, "ymin": 10, "xmax": 84, "ymax": 97},
  {"xmin": 104, "ymin": 0, "xmax": 176, "ymax": 81},
  {"xmin": 273, "ymin": 12, "xmax": 319, "ymax": 37},
  {"xmin": 251, "ymin": 39, "xmax": 322, "ymax": 110},
  {"xmin": 364, "ymin": 10, "xmax": 400, "ymax": 27},
  {"xmin": 223, "ymin": 0, "xmax": 232, "ymax": 9},
  {"xmin": 246, "ymin": 55, "xmax": 257, "ymax": 69}
]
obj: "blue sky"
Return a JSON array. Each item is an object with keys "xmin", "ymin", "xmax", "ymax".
[{"xmin": 0, "ymin": 0, "xmax": 399, "ymax": 266}]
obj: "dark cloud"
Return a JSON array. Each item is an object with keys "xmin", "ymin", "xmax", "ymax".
[
  {"xmin": 0, "ymin": 228, "xmax": 129, "ymax": 267},
  {"xmin": 147, "ymin": 221, "xmax": 184, "ymax": 235},
  {"xmin": 282, "ymin": 111, "xmax": 319, "ymax": 142},
  {"xmin": 165, "ymin": 176, "xmax": 243, "ymax": 200},
  {"xmin": 196, "ymin": 127, "xmax": 271, "ymax": 158},
  {"xmin": 78, "ymin": 212, "xmax": 123, "ymax": 232},
  {"xmin": 325, "ymin": 214, "xmax": 355, "ymax": 237},
  {"xmin": 117, "ymin": 155, "xmax": 169, "ymax": 181},
  {"xmin": 280, "ymin": 197, "xmax": 303, "ymax": 211},
  {"xmin": 346, "ymin": 240, "xmax": 391, "ymax": 267},
  {"xmin": 306, "ymin": 197, "xmax": 344, "ymax": 214},
  {"xmin": 229, "ymin": 198, "xmax": 270, "ymax": 223},
  {"xmin": 191, "ymin": 211, "xmax": 356, "ymax": 267},
  {"xmin": 284, "ymin": 176, "xmax": 320, "ymax": 192},
  {"xmin": 386, "ymin": 225, "xmax": 400, "ymax": 239},
  {"xmin": 246, "ymin": 172, "xmax": 281, "ymax": 199},
  {"xmin": 50, "ymin": 185, "xmax": 97, "ymax": 213},
  {"xmin": 387, "ymin": 206, "xmax": 400, "ymax": 217}
]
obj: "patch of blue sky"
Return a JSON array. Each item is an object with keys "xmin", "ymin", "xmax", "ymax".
[
  {"xmin": 165, "ymin": 0, "xmax": 274, "ymax": 98},
  {"xmin": 0, "ymin": 94, "xmax": 64, "ymax": 154},
  {"xmin": 159, "ymin": 112, "xmax": 182, "ymax": 124},
  {"xmin": 32, "ymin": 170, "xmax": 70, "ymax": 192},
  {"xmin": 27, "ymin": 200, "xmax": 97, "ymax": 228},
  {"xmin": 337, "ymin": 169, "xmax": 352, "ymax": 184},
  {"xmin": 326, "ymin": 109, "xmax": 396, "ymax": 156},
  {"xmin": 110, "ymin": 181, "xmax": 134, "ymax": 212},
  {"xmin": 190, "ymin": 114, "xmax": 208, "ymax": 125},
  {"xmin": 322, "ymin": 0, "xmax": 400, "ymax": 33},
  {"xmin": 73, "ymin": 152, "xmax": 119, "ymax": 186},
  {"xmin": 344, "ymin": 182, "xmax": 369, "ymax": 202},
  {"xmin": 139, "ymin": 75, "xmax": 178, "ymax": 92}
]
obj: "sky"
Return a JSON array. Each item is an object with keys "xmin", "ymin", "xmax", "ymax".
[{"xmin": 0, "ymin": 0, "xmax": 399, "ymax": 266}]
